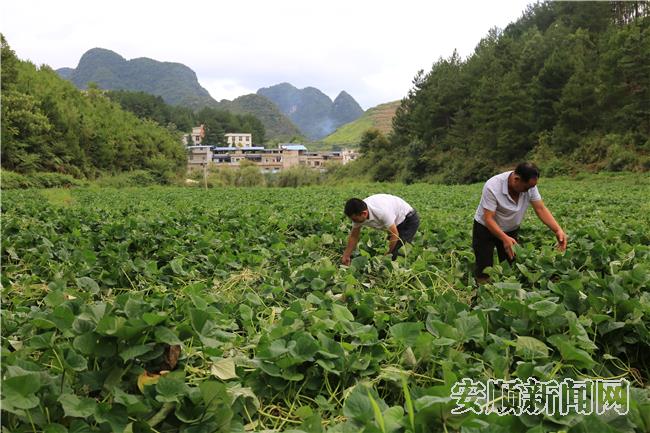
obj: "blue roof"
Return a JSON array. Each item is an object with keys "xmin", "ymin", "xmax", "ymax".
[{"xmin": 280, "ymin": 144, "xmax": 307, "ymax": 151}]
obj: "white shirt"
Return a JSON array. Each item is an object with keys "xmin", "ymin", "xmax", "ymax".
[
  {"xmin": 353, "ymin": 194, "xmax": 414, "ymax": 230},
  {"xmin": 474, "ymin": 171, "xmax": 542, "ymax": 232}
]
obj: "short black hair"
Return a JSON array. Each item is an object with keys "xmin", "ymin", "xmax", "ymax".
[
  {"xmin": 514, "ymin": 162, "xmax": 540, "ymax": 182},
  {"xmin": 344, "ymin": 198, "xmax": 367, "ymax": 217}
]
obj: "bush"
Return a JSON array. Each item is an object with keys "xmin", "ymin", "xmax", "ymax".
[
  {"xmin": 30, "ymin": 172, "xmax": 87, "ymax": 188},
  {"xmin": 236, "ymin": 166, "xmax": 266, "ymax": 187},
  {"xmin": 273, "ymin": 166, "xmax": 323, "ymax": 187},
  {"xmin": 94, "ymin": 170, "xmax": 158, "ymax": 187},
  {"xmin": 528, "ymin": 139, "xmax": 571, "ymax": 177},
  {"xmin": 0, "ymin": 170, "xmax": 87, "ymax": 189},
  {"xmin": 146, "ymin": 157, "xmax": 182, "ymax": 185},
  {"xmin": 606, "ymin": 144, "xmax": 639, "ymax": 171},
  {"xmin": 1, "ymin": 170, "xmax": 35, "ymax": 189}
]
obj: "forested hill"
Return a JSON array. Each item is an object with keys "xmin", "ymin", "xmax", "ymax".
[
  {"xmin": 362, "ymin": 1, "xmax": 649, "ymax": 184},
  {"xmin": 1, "ymin": 36, "xmax": 186, "ymax": 179},
  {"xmin": 58, "ymin": 48, "xmax": 216, "ymax": 108},
  {"xmin": 57, "ymin": 48, "xmax": 302, "ymax": 141}
]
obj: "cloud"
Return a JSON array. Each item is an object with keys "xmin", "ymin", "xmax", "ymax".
[
  {"xmin": 200, "ymin": 78, "xmax": 256, "ymax": 102},
  {"xmin": 1, "ymin": 0, "xmax": 532, "ymax": 109}
]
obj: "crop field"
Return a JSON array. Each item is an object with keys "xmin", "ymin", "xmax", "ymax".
[{"xmin": 1, "ymin": 173, "xmax": 649, "ymax": 433}]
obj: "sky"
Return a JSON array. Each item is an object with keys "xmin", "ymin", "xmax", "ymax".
[{"xmin": 2, "ymin": 0, "xmax": 533, "ymax": 109}]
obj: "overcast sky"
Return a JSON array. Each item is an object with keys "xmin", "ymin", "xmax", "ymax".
[{"xmin": 2, "ymin": 0, "xmax": 532, "ymax": 109}]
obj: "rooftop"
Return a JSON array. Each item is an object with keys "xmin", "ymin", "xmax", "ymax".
[{"xmin": 279, "ymin": 144, "xmax": 308, "ymax": 151}]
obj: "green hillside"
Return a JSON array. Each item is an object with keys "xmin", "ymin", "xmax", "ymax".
[
  {"xmin": 218, "ymin": 94, "xmax": 303, "ymax": 141},
  {"xmin": 363, "ymin": 2, "xmax": 650, "ymax": 184},
  {"xmin": 57, "ymin": 49, "xmax": 300, "ymax": 141},
  {"xmin": 1, "ymin": 35, "xmax": 186, "ymax": 179},
  {"xmin": 321, "ymin": 100, "xmax": 400, "ymax": 146}
]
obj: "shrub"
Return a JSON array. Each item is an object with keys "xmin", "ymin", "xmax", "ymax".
[
  {"xmin": 0, "ymin": 170, "xmax": 35, "ymax": 189},
  {"xmin": 94, "ymin": 170, "xmax": 158, "ymax": 187},
  {"xmin": 606, "ymin": 144, "xmax": 639, "ymax": 171},
  {"xmin": 274, "ymin": 166, "xmax": 323, "ymax": 187},
  {"xmin": 236, "ymin": 166, "xmax": 266, "ymax": 187},
  {"xmin": 30, "ymin": 172, "xmax": 87, "ymax": 188},
  {"xmin": 0, "ymin": 170, "xmax": 87, "ymax": 189}
]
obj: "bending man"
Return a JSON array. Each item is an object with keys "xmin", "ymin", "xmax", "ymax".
[{"xmin": 342, "ymin": 194, "xmax": 420, "ymax": 265}]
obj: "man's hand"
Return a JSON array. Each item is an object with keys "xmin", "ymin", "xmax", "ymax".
[
  {"xmin": 555, "ymin": 229, "xmax": 567, "ymax": 252},
  {"xmin": 502, "ymin": 235, "xmax": 518, "ymax": 260},
  {"xmin": 341, "ymin": 254, "xmax": 351, "ymax": 266}
]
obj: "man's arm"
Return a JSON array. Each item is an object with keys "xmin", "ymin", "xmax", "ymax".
[
  {"xmin": 342, "ymin": 226, "xmax": 361, "ymax": 265},
  {"xmin": 387, "ymin": 224, "xmax": 400, "ymax": 255},
  {"xmin": 531, "ymin": 200, "xmax": 567, "ymax": 251},
  {"xmin": 483, "ymin": 209, "xmax": 518, "ymax": 260}
]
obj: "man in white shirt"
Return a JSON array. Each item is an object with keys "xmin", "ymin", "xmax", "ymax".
[
  {"xmin": 342, "ymin": 194, "xmax": 419, "ymax": 265},
  {"xmin": 473, "ymin": 162, "xmax": 567, "ymax": 282}
]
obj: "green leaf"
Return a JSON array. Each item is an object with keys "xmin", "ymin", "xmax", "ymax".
[
  {"xmin": 390, "ymin": 322, "xmax": 424, "ymax": 347},
  {"xmin": 119, "ymin": 344, "xmax": 154, "ymax": 362},
  {"xmin": 73, "ymin": 333, "xmax": 99, "ymax": 355},
  {"xmin": 142, "ymin": 312, "xmax": 168, "ymax": 326},
  {"xmin": 211, "ymin": 358, "xmax": 238, "ymax": 380},
  {"xmin": 2, "ymin": 372, "xmax": 42, "ymax": 409},
  {"xmin": 516, "ymin": 336, "xmax": 550, "ymax": 360},
  {"xmin": 154, "ymin": 327, "xmax": 182, "ymax": 345},
  {"xmin": 343, "ymin": 386, "xmax": 374, "ymax": 424},
  {"xmin": 290, "ymin": 333, "xmax": 320, "ymax": 360},
  {"xmin": 65, "ymin": 350, "xmax": 88, "ymax": 371},
  {"xmin": 455, "ymin": 313, "xmax": 484, "ymax": 343},
  {"xmin": 351, "ymin": 256, "xmax": 368, "ymax": 270},
  {"xmin": 155, "ymin": 376, "xmax": 189, "ymax": 403},
  {"xmin": 311, "ymin": 278, "xmax": 327, "ymax": 290},
  {"xmin": 170, "ymin": 258, "xmax": 185, "ymax": 275},
  {"xmin": 76, "ymin": 277, "xmax": 100, "ymax": 294},
  {"xmin": 44, "ymin": 424, "xmax": 68, "ymax": 433},
  {"xmin": 529, "ymin": 300, "xmax": 558, "ymax": 317},
  {"xmin": 58, "ymin": 393, "xmax": 97, "ymax": 418},
  {"xmin": 331, "ymin": 303, "xmax": 354, "ymax": 322},
  {"xmin": 112, "ymin": 388, "xmax": 150, "ymax": 414},
  {"xmin": 547, "ymin": 335, "xmax": 596, "ymax": 369}
]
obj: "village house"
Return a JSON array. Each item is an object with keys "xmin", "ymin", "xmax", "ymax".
[
  {"xmin": 185, "ymin": 130, "xmax": 357, "ymax": 172},
  {"xmin": 191, "ymin": 125, "xmax": 205, "ymax": 145}
]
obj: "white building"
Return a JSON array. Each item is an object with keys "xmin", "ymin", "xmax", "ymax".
[{"xmin": 225, "ymin": 133, "xmax": 252, "ymax": 148}]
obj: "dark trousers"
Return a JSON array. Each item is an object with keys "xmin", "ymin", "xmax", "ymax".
[
  {"xmin": 472, "ymin": 220, "xmax": 519, "ymax": 278},
  {"xmin": 390, "ymin": 211, "xmax": 420, "ymax": 260}
]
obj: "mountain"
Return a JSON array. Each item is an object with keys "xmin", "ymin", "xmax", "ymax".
[
  {"xmin": 322, "ymin": 100, "xmax": 400, "ymax": 146},
  {"xmin": 257, "ymin": 83, "xmax": 364, "ymax": 140},
  {"xmin": 56, "ymin": 48, "xmax": 301, "ymax": 141},
  {"xmin": 59, "ymin": 48, "xmax": 216, "ymax": 108},
  {"xmin": 218, "ymin": 94, "xmax": 303, "ymax": 141}
]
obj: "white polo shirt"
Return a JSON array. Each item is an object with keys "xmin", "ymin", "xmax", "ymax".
[
  {"xmin": 474, "ymin": 171, "xmax": 541, "ymax": 232},
  {"xmin": 353, "ymin": 194, "xmax": 414, "ymax": 230}
]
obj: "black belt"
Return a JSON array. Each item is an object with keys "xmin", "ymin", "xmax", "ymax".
[{"xmin": 406, "ymin": 210, "xmax": 417, "ymax": 218}]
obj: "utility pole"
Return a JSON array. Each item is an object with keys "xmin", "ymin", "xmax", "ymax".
[{"xmin": 203, "ymin": 163, "xmax": 207, "ymax": 190}]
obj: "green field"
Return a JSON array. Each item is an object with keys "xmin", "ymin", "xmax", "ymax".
[{"xmin": 2, "ymin": 173, "xmax": 649, "ymax": 432}]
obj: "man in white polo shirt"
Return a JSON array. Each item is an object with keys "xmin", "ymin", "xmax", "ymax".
[
  {"xmin": 342, "ymin": 194, "xmax": 419, "ymax": 265},
  {"xmin": 473, "ymin": 162, "xmax": 567, "ymax": 282}
]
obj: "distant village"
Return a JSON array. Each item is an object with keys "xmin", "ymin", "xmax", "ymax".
[{"xmin": 184, "ymin": 125, "xmax": 358, "ymax": 173}]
